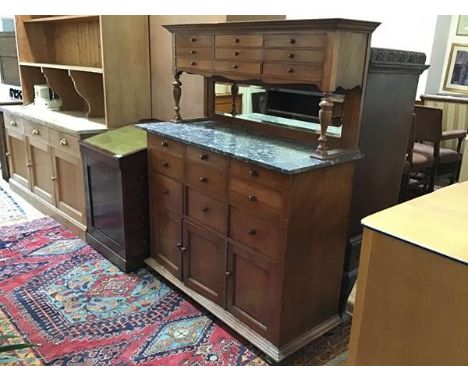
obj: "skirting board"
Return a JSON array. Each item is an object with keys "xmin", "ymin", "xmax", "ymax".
[{"xmin": 145, "ymin": 257, "xmax": 342, "ymax": 362}]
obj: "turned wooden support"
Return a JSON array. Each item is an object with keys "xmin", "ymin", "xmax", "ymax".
[
  {"xmin": 172, "ymin": 71, "xmax": 182, "ymax": 122},
  {"xmin": 316, "ymin": 92, "xmax": 334, "ymax": 155},
  {"xmin": 230, "ymin": 83, "xmax": 239, "ymax": 116}
]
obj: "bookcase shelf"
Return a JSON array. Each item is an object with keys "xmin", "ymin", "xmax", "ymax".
[
  {"xmin": 24, "ymin": 15, "xmax": 98, "ymax": 23},
  {"xmin": 19, "ymin": 62, "xmax": 103, "ymax": 74}
]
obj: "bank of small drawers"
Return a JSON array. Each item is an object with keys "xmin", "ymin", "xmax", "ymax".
[{"xmin": 148, "ymin": 135, "xmax": 290, "ymax": 261}]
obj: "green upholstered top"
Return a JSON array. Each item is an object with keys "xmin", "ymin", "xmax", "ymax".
[{"xmin": 83, "ymin": 125, "xmax": 147, "ymax": 157}]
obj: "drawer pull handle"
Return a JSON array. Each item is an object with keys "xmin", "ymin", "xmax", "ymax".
[
  {"xmin": 176, "ymin": 242, "xmax": 183, "ymax": 248},
  {"xmin": 225, "ymin": 271, "xmax": 232, "ymax": 277},
  {"xmin": 190, "ymin": 50, "xmax": 196, "ymax": 54},
  {"xmin": 202, "ymin": 206, "xmax": 209, "ymax": 213},
  {"xmin": 51, "ymin": 176, "xmax": 57, "ymax": 181},
  {"xmin": 200, "ymin": 153, "xmax": 209, "ymax": 160},
  {"xmin": 249, "ymin": 169, "xmax": 258, "ymax": 177},
  {"xmin": 289, "ymin": 38, "xmax": 296, "ymax": 44},
  {"xmin": 248, "ymin": 194, "xmax": 257, "ymax": 202},
  {"xmin": 10, "ymin": 120, "xmax": 17, "ymax": 127},
  {"xmin": 232, "ymin": 64, "xmax": 238, "ymax": 69},
  {"xmin": 32, "ymin": 128, "xmax": 40, "ymax": 136},
  {"xmin": 161, "ymin": 141, "xmax": 168, "ymax": 147},
  {"xmin": 287, "ymin": 68, "xmax": 294, "ymax": 74},
  {"xmin": 180, "ymin": 246, "xmax": 187, "ymax": 253},
  {"xmin": 233, "ymin": 38, "xmax": 240, "ymax": 43},
  {"xmin": 162, "ymin": 161, "xmax": 169, "ymax": 168},
  {"xmin": 162, "ymin": 189, "xmax": 169, "ymax": 195},
  {"xmin": 233, "ymin": 51, "xmax": 240, "ymax": 56},
  {"xmin": 5, "ymin": 152, "xmax": 10, "ymax": 157},
  {"xmin": 199, "ymin": 176, "xmax": 208, "ymax": 183},
  {"xmin": 248, "ymin": 229, "xmax": 257, "ymax": 236},
  {"xmin": 191, "ymin": 61, "xmax": 197, "ymax": 66},
  {"xmin": 26, "ymin": 162, "xmax": 32, "ymax": 168},
  {"xmin": 191, "ymin": 38, "xmax": 196, "ymax": 42},
  {"xmin": 288, "ymin": 53, "xmax": 295, "ymax": 59},
  {"xmin": 59, "ymin": 138, "xmax": 68, "ymax": 146}
]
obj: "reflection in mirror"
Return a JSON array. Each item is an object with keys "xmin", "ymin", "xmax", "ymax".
[{"xmin": 214, "ymin": 82, "xmax": 344, "ymax": 138}]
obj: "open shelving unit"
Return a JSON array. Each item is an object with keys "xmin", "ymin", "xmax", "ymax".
[{"xmin": 15, "ymin": 15, "xmax": 151, "ymax": 129}]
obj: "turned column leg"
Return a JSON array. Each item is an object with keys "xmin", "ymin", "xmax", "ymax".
[
  {"xmin": 172, "ymin": 71, "xmax": 183, "ymax": 122},
  {"xmin": 230, "ymin": 83, "xmax": 239, "ymax": 116},
  {"xmin": 316, "ymin": 92, "xmax": 334, "ymax": 156}
]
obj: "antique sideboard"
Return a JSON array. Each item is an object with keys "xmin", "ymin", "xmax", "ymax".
[{"xmin": 138, "ymin": 18, "xmax": 379, "ymax": 362}]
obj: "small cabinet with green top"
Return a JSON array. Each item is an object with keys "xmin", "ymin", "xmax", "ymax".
[{"xmin": 79, "ymin": 126, "xmax": 149, "ymax": 272}]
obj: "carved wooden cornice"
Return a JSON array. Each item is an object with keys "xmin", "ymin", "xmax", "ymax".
[{"xmin": 369, "ymin": 48, "xmax": 429, "ymax": 74}]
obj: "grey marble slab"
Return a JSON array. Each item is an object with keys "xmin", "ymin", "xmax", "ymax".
[{"xmin": 137, "ymin": 120, "xmax": 363, "ymax": 174}]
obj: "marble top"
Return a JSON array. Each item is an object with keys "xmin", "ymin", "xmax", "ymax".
[{"xmin": 136, "ymin": 120, "xmax": 362, "ymax": 174}]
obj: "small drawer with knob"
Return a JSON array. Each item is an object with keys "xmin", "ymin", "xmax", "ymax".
[
  {"xmin": 186, "ymin": 146, "xmax": 228, "ymax": 170},
  {"xmin": 263, "ymin": 62, "xmax": 323, "ymax": 83},
  {"xmin": 264, "ymin": 33, "xmax": 327, "ymax": 48},
  {"xmin": 149, "ymin": 150, "xmax": 184, "ymax": 181},
  {"xmin": 215, "ymin": 34, "xmax": 263, "ymax": 47},
  {"xmin": 230, "ymin": 159, "xmax": 290, "ymax": 192},
  {"xmin": 24, "ymin": 120, "xmax": 48, "ymax": 142},
  {"xmin": 48, "ymin": 128, "xmax": 79, "ymax": 156},
  {"xmin": 176, "ymin": 58, "xmax": 213, "ymax": 73},
  {"xmin": 215, "ymin": 48, "xmax": 262, "ymax": 62},
  {"xmin": 214, "ymin": 60, "xmax": 261, "ymax": 75},
  {"xmin": 185, "ymin": 161, "xmax": 227, "ymax": 200},
  {"xmin": 175, "ymin": 34, "xmax": 214, "ymax": 47},
  {"xmin": 230, "ymin": 208, "xmax": 285, "ymax": 260},
  {"xmin": 151, "ymin": 173, "xmax": 183, "ymax": 214},
  {"xmin": 176, "ymin": 47, "xmax": 213, "ymax": 60},
  {"xmin": 3, "ymin": 112, "xmax": 24, "ymax": 133},
  {"xmin": 148, "ymin": 134, "xmax": 185, "ymax": 158},
  {"xmin": 263, "ymin": 48, "xmax": 325, "ymax": 64},
  {"xmin": 187, "ymin": 188, "xmax": 228, "ymax": 234}
]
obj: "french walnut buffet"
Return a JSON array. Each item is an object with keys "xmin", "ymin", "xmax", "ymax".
[{"xmin": 138, "ymin": 18, "xmax": 380, "ymax": 362}]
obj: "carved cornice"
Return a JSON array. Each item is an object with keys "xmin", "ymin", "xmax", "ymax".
[{"xmin": 369, "ymin": 48, "xmax": 429, "ymax": 74}]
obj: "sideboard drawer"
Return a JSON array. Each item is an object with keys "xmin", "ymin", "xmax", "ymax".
[
  {"xmin": 230, "ymin": 160, "xmax": 290, "ymax": 192},
  {"xmin": 148, "ymin": 134, "xmax": 184, "ymax": 158},
  {"xmin": 3, "ymin": 112, "xmax": 24, "ymax": 133},
  {"xmin": 176, "ymin": 34, "xmax": 214, "ymax": 47},
  {"xmin": 176, "ymin": 47, "xmax": 213, "ymax": 60},
  {"xmin": 263, "ymin": 48, "xmax": 325, "ymax": 64},
  {"xmin": 176, "ymin": 58, "xmax": 213, "ymax": 72},
  {"xmin": 215, "ymin": 34, "xmax": 263, "ymax": 47},
  {"xmin": 151, "ymin": 173, "xmax": 183, "ymax": 214},
  {"xmin": 187, "ymin": 188, "xmax": 228, "ymax": 234},
  {"xmin": 185, "ymin": 161, "xmax": 227, "ymax": 200},
  {"xmin": 264, "ymin": 33, "xmax": 327, "ymax": 48},
  {"xmin": 230, "ymin": 208, "xmax": 285, "ymax": 261},
  {"xmin": 214, "ymin": 60, "xmax": 261, "ymax": 75},
  {"xmin": 48, "ymin": 128, "xmax": 79, "ymax": 156},
  {"xmin": 23, "ymin": 119, "xmax": 48, "ymax": 142},
  {"xmin": 215, "ymin": 48, "xmax": 262, "ymax": 61},
  {"xmin": 149, "ymin": 150, "xmax": 184, "ymax": 181},
  {"xmin": 263, "ymin": 62, "xmax": 323, "ymax": 82},
  {"xmin": 186, "ymin": 146, "xmax": 228, "ymax": 170}
]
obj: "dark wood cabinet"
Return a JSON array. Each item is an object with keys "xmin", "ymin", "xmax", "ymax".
[{"xmin": 80, "ymin": 126, "xmax": 149, "ymax": 272}]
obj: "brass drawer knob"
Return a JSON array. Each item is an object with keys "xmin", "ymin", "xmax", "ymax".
[
  {"xmin": 248, "ymin": 194, "xmax": 257, "ymax": 202},
  {"xmin": 176, "ymin": 242, "xmax": 183, "ymax": 248},
  {"xmin": 162, "ymin": 161, "xmax": 169, "ymax": 168},
  {"xmin": 287, "ymin": 68, "xmax": 294, "ymax": 74},
  {"xmin": 202, "ymin": 206, "xmax": 209, "ymax": 213},
  {"xmin": 191, "ymin": 37, "xmax": 196, "ymax": 42},
  {"xmin": 233, "ymin": 38, "xmax": 240, "ymax": 43},
  {"xmin": 225, "ymin": 271, "xmax": 232, "ymax": 277},
  {"xmin": 32, "ymin": 128, "xmax": 40, "ymax": 136},
  {"xmin": 289, "ymin": 38, "xmax": 296, "ymax": 44},
  {"xmin": 161, "ymin": 141, "xmax": 168, "ymax": 147},
  {"xmin": 51, "ymin": 176, "xmax": 57, "ymax": 181},
  {"xmin": 232, "ymin": 64, "xmax": 238, "ymax": 69},
  {"xmin": 59, "ymin": 138, "xmax": 68, "ymax": 146},
  {"xmin": 162, "ymin": 189, "xmax": 169, "ymax": 195},
  {"xmin": 190, "ymin": 50, "xmax": 196, "ymax": 54},
  {"xmin": 5, "ymin": 152, "xmax": 10, "ymax": 157},
  {"xmin": 248, "ymin": 229, "xmax": 257, "ymax": 236},
  {"xmin": 288, "ymin": 53, "xmax": 295, "ymax": 59},
  {"xmin": 180, "ymin": 246, "xmax": 187, "ymax": 253},
  {"xmin": 233, "ymin": 51, "xmax": 240, "ymax": 56},
  {"xmin": 191, "ymin": 61, "xmax": 197, "ymax": 66},
  {"xmin": 10, "ymin": 120, "xmax": 17, "ymax": 127},
  {"xmin": 26, "ymin": 162, "xmax": 32, "ymax": 168},
  {"xmin": 199, "ymin": 176, "xmax": 208, "ymax": 183},
  {"xmin": 249, "ymin": 169, "xmax": 258, "ymax": 177},
  {"xmin": 200, "ymin": 153, "xmax": 209, "ymax": 160}
]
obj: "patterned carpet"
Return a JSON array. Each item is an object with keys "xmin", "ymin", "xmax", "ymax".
[
  {"xmin": 0, "ymin": 184, "xmax": 26, "ymax": 227},
  {"xmin": 0, "ymin": 217, "xmax": 350, "ymax": 366}
]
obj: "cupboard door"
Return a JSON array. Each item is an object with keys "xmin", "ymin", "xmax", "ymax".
[
  {"xmin": 5, "ymin": 128, "xmax": 30, "ymax": 189},
  {"xmin": 183, "ymin": 221, "xmax": 226, "ymax": 307},
  {"xmin": 227, "ymin": 244, "xmax": 278, "ymax": 342},
  {"xmin": 52, "ymin": 148, "xmax": 86, "ymax": 223},
  {"xmin": 151, "ymin": 209, "xmax": 182, "ymax": 280},
  {"xmin": 27, "ymin": 137, "xmax": 55, "ymax": 205}
]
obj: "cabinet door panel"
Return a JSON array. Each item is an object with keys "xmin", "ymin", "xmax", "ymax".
[
  {"xmin": 52, "ymin": 148, "xmax": 85, "ymax": 223},
  {"xmin": 227, "ymin": 244, "xmax": 279, "ymax": 342},
  {"xmin": 183, "ymin": 221, "xmax": 226, "ymax": 307},
  {"xmin": 28, "ymin": 138, "xmax": 55, "ymax": 204},
  {"xmin": 151, "ymin": 209, "xmax": 182, "ymax": 279},
  {"xmin": 5, "ymin": 129, "xmax": 30, "ymax": 189}
]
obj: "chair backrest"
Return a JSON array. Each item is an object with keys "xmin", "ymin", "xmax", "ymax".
[{"xmin": 413, "ymin": 105, "xmax": 443, "ymax": 143}]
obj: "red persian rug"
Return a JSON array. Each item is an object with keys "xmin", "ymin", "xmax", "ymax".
[{"xmin": 0, "ymin": 217, "xmax": 349, "ymax": 366}]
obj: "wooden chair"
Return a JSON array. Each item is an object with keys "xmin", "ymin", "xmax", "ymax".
[{"xmin": 412, "ymin": 105, "xmax": 466, "ymax": 192}]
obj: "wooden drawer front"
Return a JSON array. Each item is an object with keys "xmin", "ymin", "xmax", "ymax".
[
  {"xmin": 230, "ymin": 208, "xmax": 285, "ymax": 261},
  {"xmin": 214, "ymin": 60, "xmax": 261, "ymax": 75},
  {"xmin": 176, "ymin": 58, "xmax": 213, "ymax": 72},
  {"xmin": 264, "ymin": 33, "xmax": 327, "ymax": 48},
  {"xmin": 48, "ymin": 129, "xmax": 79, "ymax": 156},
  {"xmin": 230, "ymin": 159, "xmax": 290, "ymax": 192},
  {"xmin": 151, "ymin": 173, "xmax": 183, "ymax": 214},
  {"xmin": 3, "ymin": 112, "xmax": 24, "ymax": 133},
  {"xmin": 229, "ymin": 178, "xmax": 285, "ymax": 216},
  {"xmin": 263, "ymin": 48, "xmax": 325, "ymax": 64},
  {"xmin": 176, "ymin": 34, "xmax": 214, "ymax": 47},
  {"xmin": 149, "ymin": 150, "xmax": 184, "ymax": 181},
  {"xmin": 215, "ymin": 34, "xmax": 263, "ymax": 47},
  {"xmin": 263, "ymin": 62, "xmax": 323, "ymax": 82},
  {"xmin": 24, "ymin": 120, "xmax": 48, "ymax": 141},
  {"xmin": 176, "ymin": 47, "xmax": 213, "ymax": 60},
  {"xmin": 215, "ymin": 48, "xmax": 262, "ymax": 62},
  {"xmin": 185, "ymin": 161, "xmax": 227, "ymax": 200},
  {"xmin": 148, "ymin": 134, "xmax": 184, "ymax": 158},
  {"xmin": 187, "ymin": 188, "xmax": 228, "ymax": 234},
  {"xmin": 186, "ymin": 146, "xmax": 228, "ymax": 170}
]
